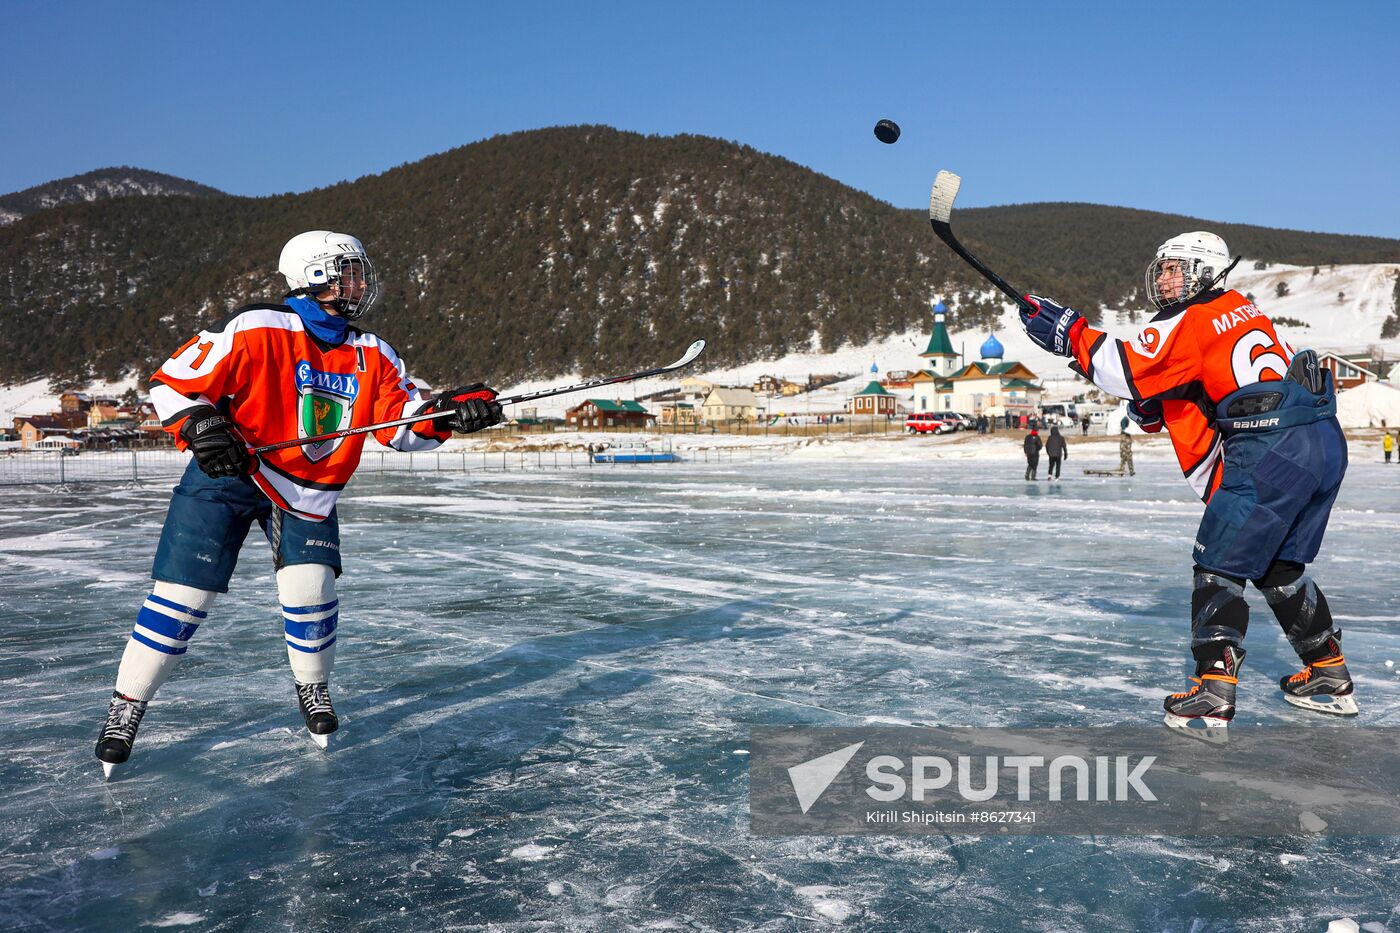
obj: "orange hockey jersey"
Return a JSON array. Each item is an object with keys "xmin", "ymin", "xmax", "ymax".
[
  {"xmin": 150, "ymin": 303, "xmax": 449, "ymax": 521},
  {"xmin": 1069, "ymin": 289, "xmax": 1293, "ymax": 502}
]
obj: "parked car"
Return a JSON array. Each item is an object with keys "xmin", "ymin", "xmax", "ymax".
[
  {"xmin": 947, "ymin": 412, "xmax": 977, "ymax": 431},
  {"xmin": 904, "ymin": 412, "xmax": 960, "ymax": 435}
]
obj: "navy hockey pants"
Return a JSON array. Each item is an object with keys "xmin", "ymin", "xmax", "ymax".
[
  {"xmin": 152, "ymin": 460, "xmax": 342, "ymax": 593},
  {"xmin": 1194, "ymin": 395, "xmax": 1347, "ymax": 581}
]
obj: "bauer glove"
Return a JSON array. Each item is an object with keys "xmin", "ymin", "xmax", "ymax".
[
  {"xmin": 1126, "ymin": 399, "xmax": 1164, "ymax": 434},
  {"xmin": 179, "ymin": 407, "xmax": 253, "ymax": 478},
  {"xmin": 1020, "ymin": 295, "xmax": 1085, "ymax": 358}
]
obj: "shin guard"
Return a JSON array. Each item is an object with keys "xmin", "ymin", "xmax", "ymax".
[
  {"xmin": 1255, "ymin": 561, "xmax": 1338, "ymax": 662},
  {"xmin": 1190, "ymin": 567, "xmax": 1249, "ymax": 665},
  {"xmin": 278, "ymin": 564, "xmax": 337, "ymax": 685},
  {"xmin": 114, "ymin": 582, "xmax": 216, "ymax": 701}
]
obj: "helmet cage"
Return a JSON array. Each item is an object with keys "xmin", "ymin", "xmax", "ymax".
[
  {"xmin": 1145, "ymin": 253, "xmax": 1225, "ymax": 312},
  {"xmin": 302, "ymin": 251, "xmax": 380, "ymax": 320}
]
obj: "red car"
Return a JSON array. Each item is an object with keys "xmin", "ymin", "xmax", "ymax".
[{"xmin": 904, "ymin": 412, "xmax": 959, "ymax": 435}]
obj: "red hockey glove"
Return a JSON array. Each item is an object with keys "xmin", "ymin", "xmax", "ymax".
[{"xmin": 428, "ymin": 384, "xmax": 504, "ymax": 434}]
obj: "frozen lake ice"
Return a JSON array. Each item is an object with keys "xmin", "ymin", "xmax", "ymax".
[{"xmin": 2, "ymin": 445, "xmax": 1399, "ymax": 930}]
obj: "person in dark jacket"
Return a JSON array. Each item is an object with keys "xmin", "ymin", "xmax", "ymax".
[
  {"xmin": 1045, "ymin": 425, "xmax": 1068, "ymax": 481},
  {"xmin": 1080, "ymin": 414, "xmax": 1091, "ymax": 436},
  {"xmin": 1023, "ymin": 429, "xmax": 1042, "ymax": 480}
]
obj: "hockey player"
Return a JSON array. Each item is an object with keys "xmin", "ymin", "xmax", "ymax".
[
  {"xmin": 1016, "ymin": 232, "xmax": 1351, "ymax": 733},
  {"xmin": 95, "ymin": 231, "xmax": 504, "ymax": 777}
]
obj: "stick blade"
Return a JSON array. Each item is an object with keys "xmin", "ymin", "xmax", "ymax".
[
  {"xmin": 929, "ymin": 171, "xmax": 962, "ymax": 223},
  {"xmin": 669, "ymin": 339, "xmax": 706, "ymax": 370}
]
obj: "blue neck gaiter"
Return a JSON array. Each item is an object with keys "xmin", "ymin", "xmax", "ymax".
[{"xmin": 286, "ymin": 295, "xmax": 349, "ymax": 345}]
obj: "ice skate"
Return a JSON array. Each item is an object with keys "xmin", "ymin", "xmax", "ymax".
[
  {"xmin": 1280, "ymin": 636, "xmax": 1357, "ymax": 716},
  {"xmin": 95, "ymin": 692, "xmax": 149, "ymax": 780},
  {"xmin": 1163, "ymin": 647, "xmax": 1242, "ymax": 743},
  {"xmin": 296, "ymin": 681, "xmax": 339, "ymax": 748}
]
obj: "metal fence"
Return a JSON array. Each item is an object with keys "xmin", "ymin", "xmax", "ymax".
[
  {"xmin": 0, "ymin": 449, "xmax": 190, "ymax": 486},
  {"xmin": 524, "ymin": 418, "xmax": 910, "ymax": 438},
  {"xmin": 0, "ymin": 444, "xmax": 780, "ymax": 487}
]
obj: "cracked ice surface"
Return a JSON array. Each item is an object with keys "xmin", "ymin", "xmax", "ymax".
[{"xmin": 2, "ymin": 453, "xmax": 1399, "ymax": 930}]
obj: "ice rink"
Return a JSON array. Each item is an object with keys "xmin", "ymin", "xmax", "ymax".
[{"xmin": 3, "ymin": 443, "xmax": 1399, "ymax": 930}]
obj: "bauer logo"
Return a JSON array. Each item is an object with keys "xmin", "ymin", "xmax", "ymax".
[{"xmin": 749, "ymin": 726, "xmax": 1400, "ymax": 836}]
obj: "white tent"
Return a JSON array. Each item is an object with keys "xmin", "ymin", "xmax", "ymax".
[{"xmin": 1336, "ymin": 381, "xmax": 1400, "ymax": 429}]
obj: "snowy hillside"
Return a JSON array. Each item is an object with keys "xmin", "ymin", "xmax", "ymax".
[{"xmin": 0, "ymin": 167, "xmax": 222, "ymax": 225}]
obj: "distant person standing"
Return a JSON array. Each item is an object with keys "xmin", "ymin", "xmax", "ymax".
[
  {"xmin": 1119, "ymin": 424, "xmax": 1135, "ymax": 476},
  {"xmin": 1023, "ymin": 429, "xmax": 1042, "ymax": 480},
  {"xmin": 1045, "ymin": 425, "xmax": 1067, "ymax": 481},
  {"xmin": 1385, "ymin": 432, "xmax": 1395, "ymax": 464},
  {"xmin": 1081, "ymin": 413, "xmax": 1091, "ymax": 436}
]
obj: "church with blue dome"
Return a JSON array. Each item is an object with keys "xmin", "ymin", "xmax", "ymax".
[{"xmin": 909, "ymin": 303, "xmax": 1042, "ymax": 418}]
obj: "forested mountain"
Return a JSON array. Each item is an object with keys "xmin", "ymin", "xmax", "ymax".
[
  {"xmin": 2, "ymin": 127, "xmax": 1396, "ymax": 388},
  {"xmin": 0, "ymin": 168, "xmax": 223, "ymax": 226}
]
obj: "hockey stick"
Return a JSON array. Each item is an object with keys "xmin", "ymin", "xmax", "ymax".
[
  {"xmin": 928, "ymin": 171, "xmax": 1038, "ymax": 316},
  {"xmin": 252, "ymin": 339, "xmax": 706, "ymax": 454}
]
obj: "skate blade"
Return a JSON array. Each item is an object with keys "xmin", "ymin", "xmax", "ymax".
[
  {"xmin": 1163, "ymin": 712, "xmax": 1230, "ymax": 745},
  {"xmin": 309, "ymin": 730, "xmax": 330, "ymax": 750},
  {"xmin": 101, "ymin": 761, "xmax": 117, "ymax": 781},
  {"xmin": 1283, "ymin": 692, "xmax": 1359, "ymax": 716}
]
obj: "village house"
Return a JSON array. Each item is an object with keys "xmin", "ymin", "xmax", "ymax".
[
  {"xmin": 1317, "ymin": 351, "xmax": 1378, "ymax": 391},
  {"xmin": 659, "ymin": 402, "xmax": 698, "ymax": 427},
  {"xmin": 751, "ymin": 375, "xmax": 805, "ymax": 396},
  {"xmin": 14, "ymin": 415, "xmax": 82, "ymax": 450},
  {"xmin": 847, "ymin": 380, "xmax": 899, "ymax": 416},
  {"xmin": 87, "ymin": 404, "xmax": 123, "ymax": 428},
  {"xmin": 700, "ymin": 387, "xmax": 758, "ymax": 423},
  {"xmin": 565, "ymin": 399, "xmax": 654, "ymax": 429},
  {"xmin": 678, "ymin": 376, "xmax": 715, "ymax": 405}
]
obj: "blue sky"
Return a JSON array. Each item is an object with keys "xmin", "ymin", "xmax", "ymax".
[{"xmin": 4, "ymin": 1, "xmax": 1398, "ymax": 237}]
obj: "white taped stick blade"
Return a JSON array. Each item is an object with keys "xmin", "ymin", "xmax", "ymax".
[
  {"xmin": 670, "ymin": 339, "xmax": 706, "ymax": 369},
  {"xmin": 929, "ymin": 171, "xmax": 962, "ymax": 223}
]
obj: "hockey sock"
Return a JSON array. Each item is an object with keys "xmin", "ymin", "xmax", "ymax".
[
  {"xmin": 1255, "ymin": 560, "xmax": 1338, "ymax": 662},
  {"xmin": 114, "ymin": 582, "xmax": 216, "ymax": 702},
  {"xmin": 1190, "ymin": 566, "xmax": 1249, "ymax": 666},
  {"xmin": 278, "ymin": 564, "xmax": 337, "ymax": 685}
]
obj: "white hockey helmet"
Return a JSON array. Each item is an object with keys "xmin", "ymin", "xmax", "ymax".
[
  {"xmin": 278, "ymin": 230, "xmax": 380, "ymax": 320},
  {"xmin": 1145, "ymin": 231, "xmax": 1232, "ymax": 311}
]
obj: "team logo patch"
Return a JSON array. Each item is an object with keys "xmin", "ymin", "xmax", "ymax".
[
  {"xmin": 1136, "ymin": 327, "xmax": 1161, "ymax": 355},
  {"xmin": 294, "ymin": 361, "xmax": 360, "ymax": 462}
]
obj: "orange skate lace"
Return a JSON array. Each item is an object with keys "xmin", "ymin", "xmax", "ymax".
[
  {"xmin": 1170, "ymin": 671, "xmax": 1238, "ymax": 700},
  {"xmin": 1287, "ymin": 654, "xmax": 1346, "ymax": 686}
]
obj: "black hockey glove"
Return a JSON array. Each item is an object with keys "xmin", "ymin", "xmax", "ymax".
[
  {"xmin": 180, "ymin": 407, "xmax": 253, "ymax": 478},
  {"xmin": 429, "ymin": 384, "xmax": 504, "ymax": 434},
  {"xmin": 1126, "ymin": 399, "xmax": 1164, "ymax": 434}
]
